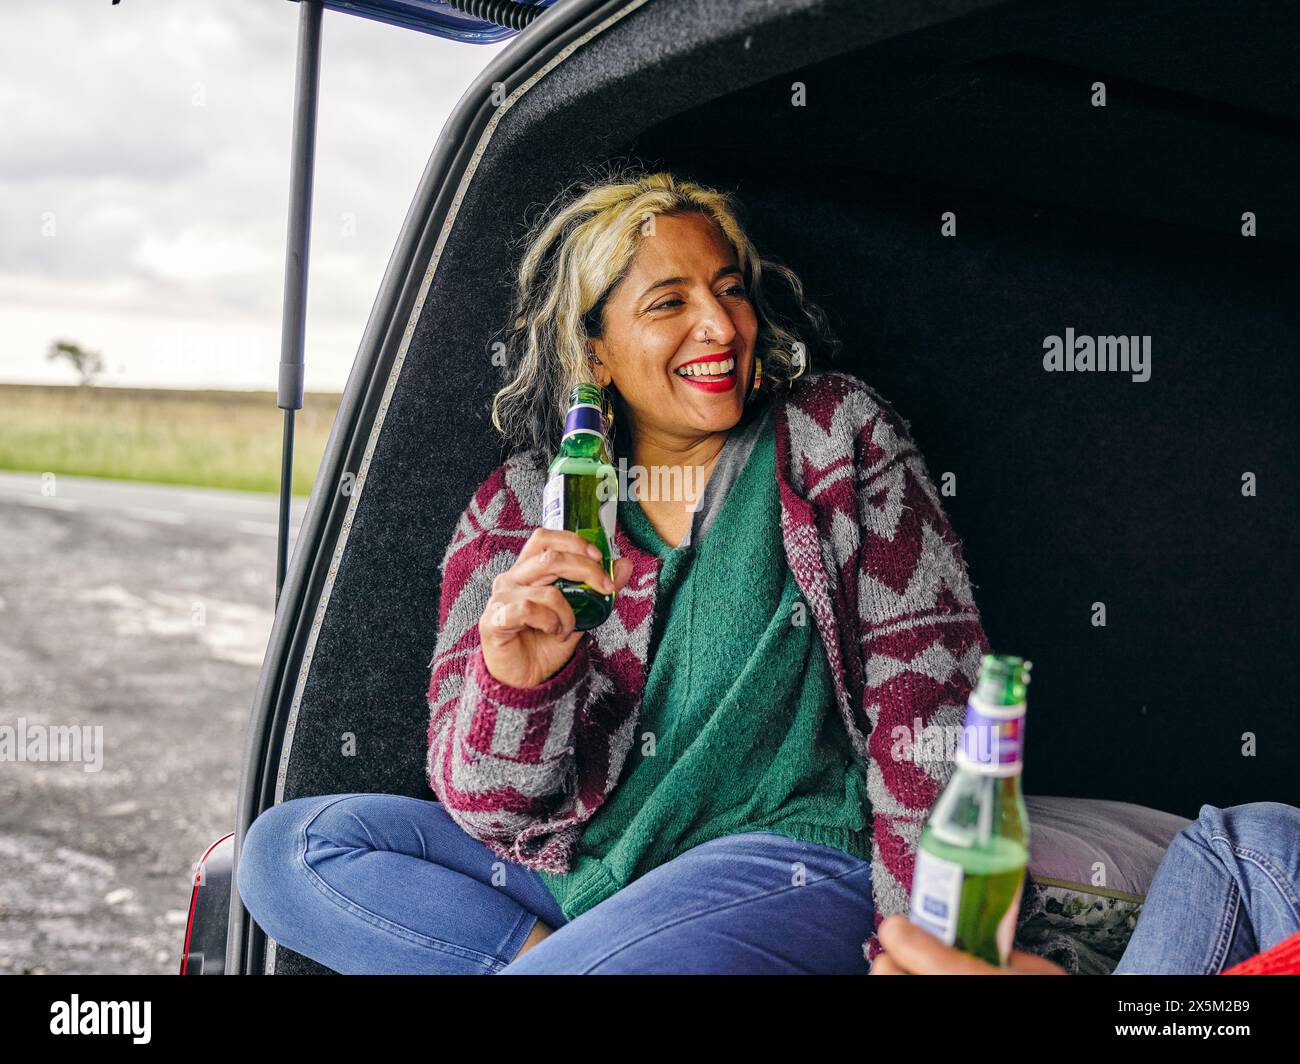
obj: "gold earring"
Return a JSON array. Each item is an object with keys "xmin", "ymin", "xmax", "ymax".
[
  {"xmin": 747, "ymin": 355, "xmax": 763, "ymax": 402},
  {"xmin": 602, "ymin": 389, "xmax": 615, "ymax": 433}
]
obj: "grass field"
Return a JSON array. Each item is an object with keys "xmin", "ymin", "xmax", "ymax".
[{"xmin": 0, "ymin": 383, "xmax": 342, "ymax": 496}]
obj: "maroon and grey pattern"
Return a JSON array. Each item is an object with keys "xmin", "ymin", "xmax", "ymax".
[{"xmin": 426, "ymin": 370, "xmax": 997, "ymax": 963}]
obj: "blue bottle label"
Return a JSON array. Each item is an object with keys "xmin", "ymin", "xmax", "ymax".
[
  {"xmin": 956, "ymin": 695, "xmax": 1025, "ymax": 776},
  {"xmin": 909, "ymin": 847, "xmax": 962, "ymax": 945},
  {"xmin": 542, "ymin": 473, "xmax": 565, "ymax": 531},
  {"xmin": 561, "ymin": 403, "xmax": 604, "ymax": 442}
]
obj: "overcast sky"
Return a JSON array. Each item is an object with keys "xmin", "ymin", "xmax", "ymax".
[{"xmin": 1, "ymin": 0, "xmax": 508, "ymax": 391}]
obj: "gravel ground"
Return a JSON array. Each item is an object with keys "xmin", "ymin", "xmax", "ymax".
[{"xmin": 0, "ymin": 474, "xmax": 302, "ymax": 974}]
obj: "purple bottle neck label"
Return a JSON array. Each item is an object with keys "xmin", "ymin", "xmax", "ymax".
[
  {"xmin": 563, "ymin": 403, "xmax": 604, "ymax": 441},
  {"xmin": 956, "ymin": 694, "xmax": 1025, "ymax": 776}
]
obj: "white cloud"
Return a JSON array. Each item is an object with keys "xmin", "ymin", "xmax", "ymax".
[
  {"xmin": 132, "ymin": 226, "xmax": 279, "ymax": 283},
  {"xmin": 0, "ymin": 0, "xmax": 507, "ymax": 391}
]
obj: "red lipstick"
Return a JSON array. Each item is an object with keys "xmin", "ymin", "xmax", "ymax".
[{"xmin": 672, "ymin": 349, "xmax": 737, "ymax": 394}]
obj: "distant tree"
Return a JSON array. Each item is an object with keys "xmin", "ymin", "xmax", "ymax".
[{"xmin": 46, "ymin": 339, "xmax": 106, "ymax": 387}]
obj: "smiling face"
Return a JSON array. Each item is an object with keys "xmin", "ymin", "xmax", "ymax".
[{"xmin": 587, "ymin": 211, "xmax": 758, "ymax": 456}]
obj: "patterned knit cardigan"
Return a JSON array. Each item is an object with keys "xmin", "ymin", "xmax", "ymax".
[{"xmin": 427, "ymin": 370, "xmax": 1052, "ymax": 965}]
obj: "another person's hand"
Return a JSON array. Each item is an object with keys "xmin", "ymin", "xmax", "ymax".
[
  {"xmin": 870, "ymin": 914, "xmax": 1068, "ymax": 975},
  {"xmin": 479, "ymin": 528, "xmax": 633, "ymax": 689}
]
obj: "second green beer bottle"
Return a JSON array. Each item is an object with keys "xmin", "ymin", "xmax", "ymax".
[
  {"xmin": 541, "ymin": 383, "xmax": 619, "ymax": 630},
  {"xmin": 908, "ymin": 654, "xmax": 1032, "ymax": 967}
]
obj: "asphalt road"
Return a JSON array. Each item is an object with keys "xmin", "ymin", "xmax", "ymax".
[{"xmin": 0, "ymin": 472, "xmax": 305, "ymax": 974}]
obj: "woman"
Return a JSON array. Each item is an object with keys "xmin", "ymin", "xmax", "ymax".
[{"xmin": 236, "ymin": 168, "xmax": 994, "ymax": 974}]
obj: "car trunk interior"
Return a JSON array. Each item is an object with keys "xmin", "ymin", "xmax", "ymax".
[{"xmin": 265, "ymin": 0, "xmax": 1299, "ymax": 973}]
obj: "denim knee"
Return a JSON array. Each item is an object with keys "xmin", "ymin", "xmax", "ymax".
[
  {"xmin": 1191, "ymin": 802, "xmax": 1300, "ymax": 854},
  {"xmin": 296, "ymin": 792, "xmax": 399, "ymax": 850},
  {"xmin": 235, "ymin": 799, "xmax": 311, "ymax": 919}
]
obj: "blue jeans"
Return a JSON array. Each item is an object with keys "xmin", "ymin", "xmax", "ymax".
[
  {"xmin": 235, "ymin": 792, "xmax": 876, "ymax": 974},
  {"xmin": 1113, "ymin": 802, "xmax": 1300, "ymax": 974}
]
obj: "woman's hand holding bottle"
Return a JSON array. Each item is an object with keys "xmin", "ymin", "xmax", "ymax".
[{"xmin": 479, "ymin": 528, "xmax": 633, "ymax": 689}]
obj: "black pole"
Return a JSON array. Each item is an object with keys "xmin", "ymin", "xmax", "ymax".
[{"xmin": 276, "ymin": 1, "xmax": 322, "ymax": 609}]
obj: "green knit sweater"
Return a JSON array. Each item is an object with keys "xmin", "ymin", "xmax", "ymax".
[{"xmin": 537, "ymin": 412, "xmax": 873, "ymax": 920}]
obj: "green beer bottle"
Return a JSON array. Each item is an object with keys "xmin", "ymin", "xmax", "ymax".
[
  {"xmin": 908, "ymin": 654, "xmax": 1031, "ymax": 967},
  {"xmin": 541, "ymin": 383, "xmax": 619, "ymax": 630}
]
